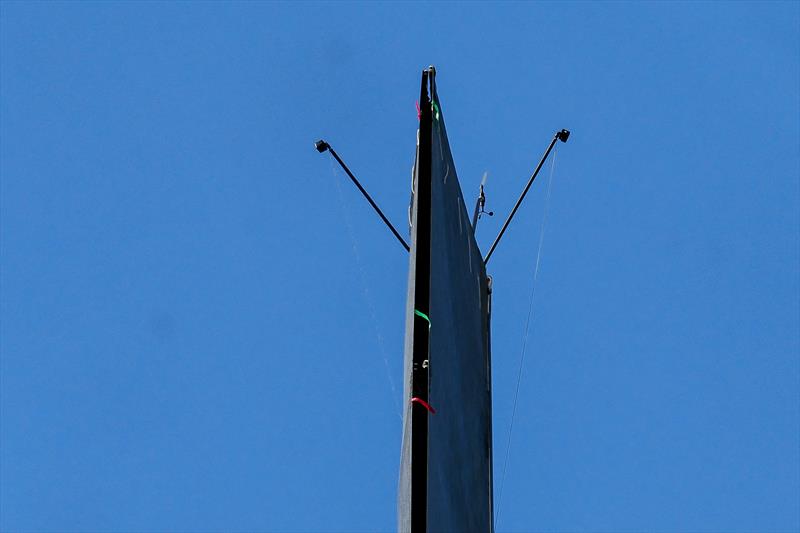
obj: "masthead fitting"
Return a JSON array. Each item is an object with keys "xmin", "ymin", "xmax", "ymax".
[
  {"xmin": 315, "ymin": 140, "xmax": 330, "ymax": 153},
  {"xmin": 557, "ymin": 129, "xmax": 570, "ymax": 143}
]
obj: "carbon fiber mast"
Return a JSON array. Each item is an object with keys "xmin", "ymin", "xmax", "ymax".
[
  {"xmin": 410, "ymin": 68, "xmax": 433, "ymax": 533},
  {"xmin": 398, "ymin": 67, "xmax": 494, "ymax": 533}
]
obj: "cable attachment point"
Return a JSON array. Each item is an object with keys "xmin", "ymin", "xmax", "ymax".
[
  {"xmin": 557, "ymin": 129, "xmax": 570, "ymax": 143},
  {"xmin": 315, "ymin": 140, "xmax": 330, "ymax": 153}
]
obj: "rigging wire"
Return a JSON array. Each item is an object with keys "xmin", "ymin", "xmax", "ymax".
[
  {"xmin": 330, "ymin": 159, "xmax": 403, "ymax": 421},
  {"xmin": 494, "ymin": 145, "xmax": 559, "ymax": 531}
]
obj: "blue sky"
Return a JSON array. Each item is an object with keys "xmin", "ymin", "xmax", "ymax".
[{"xmin": 1, "ymin": 2, "xmax": 798, "ymax": 532}]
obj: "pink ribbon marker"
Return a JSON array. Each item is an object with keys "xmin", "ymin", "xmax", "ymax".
[{"xmin": 411, "ymin": 397, "xmax": 436, "ymax": 414}]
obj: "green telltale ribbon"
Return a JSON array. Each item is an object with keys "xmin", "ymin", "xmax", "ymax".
[
  {"xmin": 431, "ymin": 101, "xmax": 440, "ymax": 120},
  {"xmin": 414, "ymin": 309, "xmax": 431, "ymax": 329}
]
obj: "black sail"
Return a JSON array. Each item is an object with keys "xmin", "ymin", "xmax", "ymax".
[{"xmin": 398, "ymin": 68, "xmax": 494, "ymax": 533}]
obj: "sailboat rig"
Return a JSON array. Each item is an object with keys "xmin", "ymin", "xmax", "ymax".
[{"xmin": 316, "ymin": 66, "xmax": 569, "ymax": 533}]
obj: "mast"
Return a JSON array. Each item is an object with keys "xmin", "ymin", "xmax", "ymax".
[
  {"xmin": 399, "ymin": 67, "xmax": 494, "ymax": 533},
  {"xmin": 410, "ymin": 68, "xmax": 433, "ymax": 533}
]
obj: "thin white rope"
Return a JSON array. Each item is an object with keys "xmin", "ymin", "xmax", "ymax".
[
  {"xmin": 494, "ymin": 145, "xmax": 558, "ymax": 530},
  {"xmin": 330, "ymin": 160, "xmax": 403, "ymax": 421}
]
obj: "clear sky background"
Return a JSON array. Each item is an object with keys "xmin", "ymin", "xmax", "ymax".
[{"xmin": 1, "ymin": 2, "xmax": 798, "ymax": 532}]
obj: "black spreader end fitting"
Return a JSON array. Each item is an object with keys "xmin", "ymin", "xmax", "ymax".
[
  {"xmin": 557, "ymin": 129, "xmax": 570, "ymax": 143},
  {"xmin": 315, "ymin": 140, "xmax": 330, "ymax": 153}
]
